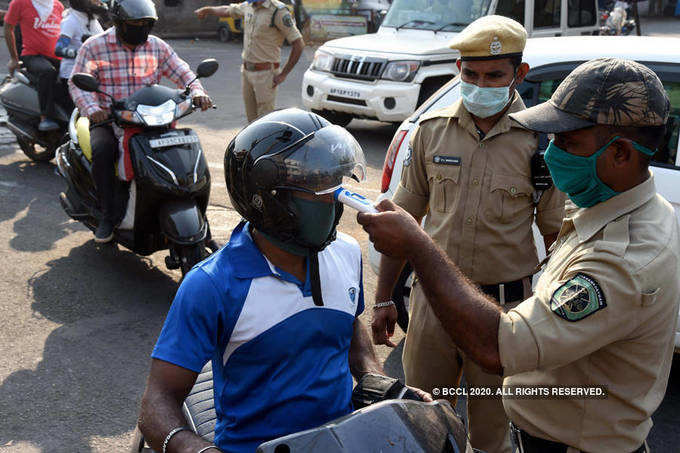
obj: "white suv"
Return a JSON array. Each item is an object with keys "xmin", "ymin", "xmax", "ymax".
[
  {"xmin": 302, "ymin": 0, "xmax": 601, "ymax": 127},
  {"xmin": 367, "ymin": 35, "xmax": 680, "ymax": 350}
]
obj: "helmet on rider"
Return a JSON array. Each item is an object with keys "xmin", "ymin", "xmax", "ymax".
[
  {"xmin": 70, "ymin": 0, "xmax": 108, "ymax": 20},
  {"xmin": 110, "ymin": 0, "xmax": 158, "ymax": 46},
  {"xmin": 224, "ymin": 108, "xmax": 367, "ymax": 306}
]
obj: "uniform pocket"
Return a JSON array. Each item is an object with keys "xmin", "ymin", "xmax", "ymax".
[
  {"xmin": 427, "ymin": 164, "xmax": 461, "ymax": 213},
  {"xmin": 489, "ymin": 174, "xmax": 534, "ymax": 223}
]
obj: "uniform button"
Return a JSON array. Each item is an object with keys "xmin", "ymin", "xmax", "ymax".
[
  {"xmin": 510, "ymin": 187, "xmax": 517, "ymax": 194},
  {"xmin": 466, "ymin": 216, "xmax": 473, "ymax": 224},
  {"xmin": 436, "ymin": 174, "xmax": 442, "ymax": 181},
  {"xmin": 479, "ymin": 143, "xmax": 485, "ymax": 148},
  {"xmin": 472, "ymin": 178, "xmax": 479, "ymax": 185}
]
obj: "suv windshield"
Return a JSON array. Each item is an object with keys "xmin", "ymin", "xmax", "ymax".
[{"xmin": 382, "ymin": 0, "xmax": 493, "ymax": 31}]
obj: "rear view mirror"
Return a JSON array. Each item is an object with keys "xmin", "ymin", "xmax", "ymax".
[
  {"xmin": 72, "ymin": 73, "xmax": 100, "ymax": 92},
  {"xmin": 196, "ymin": 59, "xmax": 219, "ymax": 79}
]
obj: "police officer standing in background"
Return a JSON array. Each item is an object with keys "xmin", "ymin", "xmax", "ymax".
[
  {"xmin": 371, "ymin": 16, "xmax": 565, "ymax": 453},
  {"xmin": 195, "ymin": 0, "xmax": 304, "ymax": 122},
  {"xmin": 360, "ymin": 58, "xmax": 677, "ymax": 453}
]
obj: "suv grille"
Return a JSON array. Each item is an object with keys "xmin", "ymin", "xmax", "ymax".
[{"xmin": 330, "ymin": 55, "xmax": 387, "ymax": 81}]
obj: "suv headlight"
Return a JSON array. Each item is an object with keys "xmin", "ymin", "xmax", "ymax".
[
  {"xmin": 312, "ymin": 50, "xmax": 334, "ymax": 72},
  {"xmin": 382, "ymin": 61, "xmax": 421, "ymax": 82}
]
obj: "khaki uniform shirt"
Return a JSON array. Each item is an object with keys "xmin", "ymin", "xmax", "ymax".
[
  {"xmin": 393, "ymin": 95, "xmax": 566, "ymax": 285},
  {"xmin": 499, "ymin": 175, "xmax": 680, "ymax": 451},
  {"xmin": 226, "ymin": 0, "xmax": 302, "ymax": 64}
]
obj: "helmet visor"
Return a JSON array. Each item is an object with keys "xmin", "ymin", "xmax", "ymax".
[{"xmin": 280, "ymin": 125, "xmax": 367, "ymax": 194}]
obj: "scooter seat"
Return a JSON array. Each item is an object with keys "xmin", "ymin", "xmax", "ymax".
[
  {"xmin": 182, "ymin": 361, "xmax": 217, "ymax": 442},
  {"xmin": 17, "ymin": 68, "xmax": 37, "ymax": 85}
]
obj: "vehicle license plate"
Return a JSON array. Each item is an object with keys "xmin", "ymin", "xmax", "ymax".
[
  {"xmin": 149, "ymin": 135, "xmax": 199, "ymax": 148},
  {"xmin": 330, "ymin": 88, "xmax": 362, "ymax": 99}
]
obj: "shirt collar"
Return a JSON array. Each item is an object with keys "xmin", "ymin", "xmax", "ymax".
[
  {"xmin": 453, "ymin": 91, "xmax": 528, "ymax": 141},
  {"xmin": 568, "ymin": 173, "xmax": 657, "ymax": 243},
  {"xmin": 226, "ymin": 221, "xmax": 278, "ymax": 279},
  {"xmin": 257, "ymin": 0, "xmax": 272, "ymax": 9}
]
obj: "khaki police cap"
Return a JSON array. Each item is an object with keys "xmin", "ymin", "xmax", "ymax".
[{"xmin": 449, "ymin": 15, "xmax": 527, "ymax": 60}]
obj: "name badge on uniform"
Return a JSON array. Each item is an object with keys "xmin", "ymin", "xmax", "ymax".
[{"xmin": 433, "ymin": 155, "xmax": 461, "ymax": 166}]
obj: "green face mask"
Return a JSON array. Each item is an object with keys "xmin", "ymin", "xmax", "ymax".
[
  {"xmin": 259, "ymin": 196, "xmax": 337, "ymax": 256},
  {"xmin": 544, "ymin": 135, "xmax": 655, "ymax": 208}
]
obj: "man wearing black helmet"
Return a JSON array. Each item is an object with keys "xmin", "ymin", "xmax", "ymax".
[
  {"xmin": 138, "ymin": 109, "xmax": 430, "ymax": 453},
  {"xmin": 68, "ymin": 0, "xmax": 213, "ymax": 243}
]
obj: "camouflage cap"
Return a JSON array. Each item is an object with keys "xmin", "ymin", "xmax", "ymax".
[{"xmin": 510, "ymin": 58, "xmax": 670, "ymax": 133}]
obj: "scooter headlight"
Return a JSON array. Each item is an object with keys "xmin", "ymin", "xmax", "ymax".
[{"xmin": 137, "ymin": 100, "xmax": 177, "ymax": 127}]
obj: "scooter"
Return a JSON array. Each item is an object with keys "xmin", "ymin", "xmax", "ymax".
[
  {"xmin": 55, "ymin": 59, "xmax": 220, "ymax": 276},
  {"xmin": 130, "ymin": 364, "xmax": 476, "ymax": 453},
  {"xmin": 0, "ymin": 67, "xmax": 70, "ymax": 161}
]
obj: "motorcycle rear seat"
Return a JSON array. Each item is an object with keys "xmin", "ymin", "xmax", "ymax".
[{"xmin": 182, "ymin": 361, "xmax": 217, "ymax": 442}]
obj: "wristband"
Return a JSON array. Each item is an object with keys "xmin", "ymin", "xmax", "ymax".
[
  {"xmin": 373, "ymin": 300, "xmax": 395, "ymax": 310},
  {"xmin": 162, "ymin": 425, "xmax": 192, "ymax": 453}
]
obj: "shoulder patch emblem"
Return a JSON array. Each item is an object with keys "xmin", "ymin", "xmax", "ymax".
[
  {"xmin": 403, "ymin": 146, "xmax": 413, "ymax": 167},
  {"xmin": 348, "ymin": 287, "xmax": 357, "ymax": 303},
  {"xmin": 550, "ymin": 273, "xmax": 606, "ymax": 322},
  {"xmin": 282, "ymin": 13, "xmax": 293, "ymax": 27}
]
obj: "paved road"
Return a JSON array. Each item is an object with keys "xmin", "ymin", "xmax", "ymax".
[{"xmin": 1, "ymin": 33, "xmax": 679, "ymax": 452}]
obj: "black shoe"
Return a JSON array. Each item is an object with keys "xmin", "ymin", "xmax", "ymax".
[
  {"xmin": 94, "ymin": 219, "xmax": 114, "ymax": 243},
  {"xmin": 38, "ymin": 119, "xmax": 59, "ymax": 131}
]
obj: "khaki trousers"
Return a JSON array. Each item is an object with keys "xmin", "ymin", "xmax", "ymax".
[
  {"xmin": 241, "ymin": 65, "xmax": 279, "ymax": 123},
  {"xmin": 403, "ymin": 282, "xmax": 515, "ymax": 453}
]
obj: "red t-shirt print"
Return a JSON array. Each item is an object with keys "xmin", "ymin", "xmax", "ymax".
[{"xmin": 5, "ymin": 0, "xmax": 64, "ymax": 59}]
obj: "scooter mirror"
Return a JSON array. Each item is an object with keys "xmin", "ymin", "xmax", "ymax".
[
  {"xmin": 72, "ymin": 73, "xmax": 100, "ymax": 93},
  {"xmin": 196, "ymin": 59, "xmax": 219, "ymax": 79}
]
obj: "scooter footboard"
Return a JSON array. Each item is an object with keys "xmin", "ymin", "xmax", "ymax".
[{"xmin": 159, "ymin": 199, "xmax": 207, "ymax": 245}]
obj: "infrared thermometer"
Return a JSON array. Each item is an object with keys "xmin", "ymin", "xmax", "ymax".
[{"xmin": 333, "ymin": 187, "xmax": 378, "ymax": 214}]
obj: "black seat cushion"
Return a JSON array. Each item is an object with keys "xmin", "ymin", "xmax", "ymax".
[{"xmin": 182, "ymin": 361, "xmax": 216, "ymax": 442}]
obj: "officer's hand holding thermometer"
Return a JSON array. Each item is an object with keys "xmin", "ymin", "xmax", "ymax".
[
  {"xmin": 353, "ymin": 196, "xmax": 429, "ymax": 260},
  {"xmin": 333, "ymin": 187, "xmax": 379, "ymax": 214}
]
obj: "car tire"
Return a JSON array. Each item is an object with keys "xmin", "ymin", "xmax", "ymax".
[
  {"xmin": 392, "ymin": 263, "xmax": 413, "ymax": 333},
  {"xmin": 416, "ymin": 77, "xmax": 449, "ymax": 108},
  {"xmin": 312, "ymin": 109, "xmax": 353, "ymax": 127},
  {"xmin": 218, "ymin": 26, "xmax": 232, "ymax": 43}
]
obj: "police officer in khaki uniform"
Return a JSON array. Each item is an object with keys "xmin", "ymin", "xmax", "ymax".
[
  {"xmin": 372, "ymin": 16, "xmax": 566, "ymax": 453},
  {"xmin": 360, "ymin": 58, "xmax": 677, "ymax": 453},
  {"xmin": 195, "ymin": 0, "xmax": 303, "ymax": 122}
]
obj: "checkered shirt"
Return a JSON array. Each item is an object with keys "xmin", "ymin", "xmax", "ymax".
[{"xmin": 68, "ymin": 28, "xmax": 206, "ymax": 117}]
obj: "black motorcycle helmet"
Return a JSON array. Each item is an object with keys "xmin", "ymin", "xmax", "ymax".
[
  {"xmin": 110, "ymin": 0, "xmax": 157, "ymax": 45},
  {"xmin": 224, "ymin": 108, "xmax": 367, "ymax": 305},
  {"xmin": 70, "ymin": 0, "xmax": 108, "ymax": 20},
  {"xmin": 110, "ymin": 0, "xmax": 157, "ymax": 22}
]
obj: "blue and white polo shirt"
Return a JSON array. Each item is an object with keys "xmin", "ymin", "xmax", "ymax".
[{"xmin": 152, "ymin": 221, "xmax": 364, "ymax": 453}]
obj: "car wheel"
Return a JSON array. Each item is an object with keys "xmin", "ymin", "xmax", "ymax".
[{"xmin": 218, "ymin": 26, "xmax": 231, "ymax": 43}]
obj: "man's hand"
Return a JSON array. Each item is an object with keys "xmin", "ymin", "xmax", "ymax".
[
  {"xmin": 273, "ymin": 72, "xmax": 287, "ymax": 87},
  {"xmin": 408, "ymin": 386, "xmax": 433, "ymax": 402},
  {"xmin": 357, "ymin": 199, "xmax": 428, "ymax": 259},
  {"xmin": 371, "ymin": 304, "xmax": 398, "ymax": 347},
  {"xmin": 194, "ymin": 6, "xmax": 215, "ymax": 19},
  {"xmin": 192, "ymin": 94, "xmax": 213, "ymax": 111},
  {"xmin": 7, "ymin": 58, "xmax": 18, "ymax": 75},
  {"xmin": 88, "ymin": 110, "xmax": 108, "ymax": 124}
]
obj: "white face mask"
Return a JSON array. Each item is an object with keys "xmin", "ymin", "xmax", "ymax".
[{"xmin": 460, "ymin": 78, "xmax": 515, "ymax": 118}]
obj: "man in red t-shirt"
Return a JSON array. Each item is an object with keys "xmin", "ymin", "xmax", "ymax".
[{"xmin": 4, "ymin": 0, "xmax": 64, "ymax": 131}]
